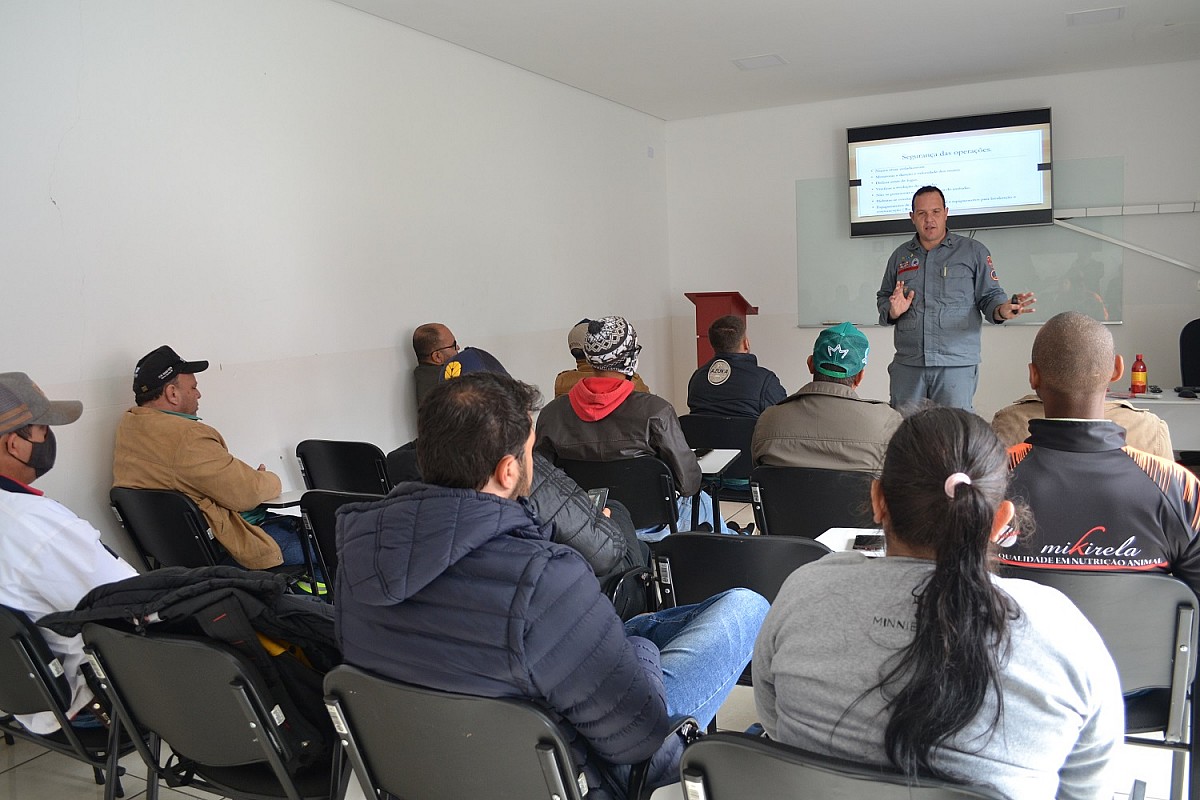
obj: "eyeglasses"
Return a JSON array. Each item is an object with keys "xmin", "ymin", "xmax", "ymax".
[{"xmin": 423, "ymin": 341, "xmax": 458, "ymax": 359}]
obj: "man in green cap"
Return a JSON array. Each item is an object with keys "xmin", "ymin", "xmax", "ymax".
[{"xmin": 752, "ymin": 322, "xmax": 901, "ymax": 474}]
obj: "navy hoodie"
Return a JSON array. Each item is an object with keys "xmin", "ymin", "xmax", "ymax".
[{"xmin": 334, "ymin": 482, "xmax": 674, "ymax": 795}]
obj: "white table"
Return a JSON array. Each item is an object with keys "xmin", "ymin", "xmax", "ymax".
[
  {"xmin": 261, "ymin": 489, "xmax": 306, "ymax": 509},
  {"xmin": 1118, "ymin": 393, "xmax": 1200, "ymax": 451},
  {"xmin": 696, "ymin": 448, "xmax": 739, "ymax": 476},
  {"xmin": 693, "ymin": 448, "xmax": 741, "ymax": 530},
  {"xmin": 816, "ymin": 527, "xmax": 887, "ymax": 556}
]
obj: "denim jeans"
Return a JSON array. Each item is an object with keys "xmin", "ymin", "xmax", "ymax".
[
  {"xmin": 622, "ymin": 588, "xmax": 768, "ymax": 729},
  {"xmin": 260, "ymin": 514, "xmax": 309, "ymax": 567},
  {"xmin": 637, "ymin": 491, "xmax": 730, "ymax": 542},
  {"xmin": 609, "ymin": 588, "xmax": 768, "ymax": 796}
]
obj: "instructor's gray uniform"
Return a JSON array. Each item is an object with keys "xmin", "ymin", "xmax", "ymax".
[{"xmin": 876, "ymin": 233, "xmax": 1009, "ymax": 411}]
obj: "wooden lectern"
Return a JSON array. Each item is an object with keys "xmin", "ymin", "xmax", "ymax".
[{"xmin": 684, "ymin": 292, "xmax": 759, "ymax": 367}]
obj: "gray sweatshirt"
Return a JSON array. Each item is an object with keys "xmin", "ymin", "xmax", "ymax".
[{"xmin": 753, "ymin": 552, "xmax": 1124, "ymax": 799}]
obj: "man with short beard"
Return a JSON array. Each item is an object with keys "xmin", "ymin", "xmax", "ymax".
[{"xmin": 335, "ymin": 371, "xmax": 767, "ymax": 798}]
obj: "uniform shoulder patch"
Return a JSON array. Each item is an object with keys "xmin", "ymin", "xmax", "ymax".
[{"xmin": 707, "ymin": 359, "xmax": 732, "ymax": 386}]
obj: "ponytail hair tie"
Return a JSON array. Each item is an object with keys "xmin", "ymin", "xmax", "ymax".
[{"xmin": 944, "ymin": 472, "xmax": 972, "ymax": 498}]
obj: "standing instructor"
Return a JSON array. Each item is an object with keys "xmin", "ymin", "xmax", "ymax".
[{"xmin": 877, "ymin": 186, "xmax": 1035, "ymax": 412}]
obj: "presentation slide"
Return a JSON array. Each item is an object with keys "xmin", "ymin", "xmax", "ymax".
[{"xmin": 850, "ymin": 127, "xmax": 1049, "ymax": 221}]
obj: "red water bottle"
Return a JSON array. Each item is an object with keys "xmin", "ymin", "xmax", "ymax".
[{"xmin": 1131, "ymin": 354, "xmax": 1147, "ymax": 394}]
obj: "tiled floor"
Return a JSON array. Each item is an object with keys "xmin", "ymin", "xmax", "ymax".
[{"xmin": 0, "ymin": 503, "xmax": 1181, "ymax": 799}]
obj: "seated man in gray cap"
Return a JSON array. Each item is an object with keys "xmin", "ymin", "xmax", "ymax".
[
  {"xmin": 536, "ymin": 316, "xmax": 733, "ymax": 536},
  {"xmin": 554, "ymin": 318, "xmax": 650, "ymax": 398},
  {"xmin": 112, "ymin": 345, "xmax": 305, "ymax": 570},
  {"xmin": 753, "ymin": 322, "xmax": 900, "ymax": 474},
  {"xmin": 0, "ymin": 372, "xmax": 137, "ymax": 733}
]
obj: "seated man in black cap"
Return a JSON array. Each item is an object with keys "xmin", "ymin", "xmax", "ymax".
[{"xmin": 112, "ymin": 345, "xmax": 306, "ymax": 570}]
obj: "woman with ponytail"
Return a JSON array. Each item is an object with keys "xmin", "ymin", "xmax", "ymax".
[{"xmin": 753, "ymin": 406, "xmax": 1123, "ymax": 799}]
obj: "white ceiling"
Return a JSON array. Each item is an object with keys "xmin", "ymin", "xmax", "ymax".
[{"xmin": 333, "ymin": 0, "xmax": 1200, "ymax": 120}]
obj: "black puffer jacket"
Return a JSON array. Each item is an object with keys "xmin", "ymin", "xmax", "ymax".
[{"xmin": 527, "ymin": 453, "xmax": 646, "ymax": 584}]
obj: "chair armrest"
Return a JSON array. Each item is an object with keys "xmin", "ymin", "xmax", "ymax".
[{"xmin": 628, "ymin": 715, "xmax": 701, "ymax": 800}]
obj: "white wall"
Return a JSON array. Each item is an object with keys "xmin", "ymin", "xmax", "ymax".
[
  {"xmin": 0, "ymin": 0, "xmax": 670, "ymax": 562},
  {"xmin": 665, "ymin": 60, "xmax": 1200, "ymax": 420}
]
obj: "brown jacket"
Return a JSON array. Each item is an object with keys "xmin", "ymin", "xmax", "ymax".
[
  {"xmin": 112, "ymin": 407, "xmax": 283, "ymax": 569},
  {"xmin": 554, "ymin": 360, "xmax": 650, "ymax": 398},
  {"xmin": 990, "ymin": 394, "xmax": 1174, "ymax": 460}
]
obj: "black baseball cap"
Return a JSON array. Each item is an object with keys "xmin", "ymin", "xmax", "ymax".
[{"xmin": 133, "ymin": 345, "xmax": 209, "ymax": 395}]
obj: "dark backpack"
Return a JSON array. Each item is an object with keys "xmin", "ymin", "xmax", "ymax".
[{"xmin": 41, "ymin": 566, "xmax": 340, "ymax": 773}]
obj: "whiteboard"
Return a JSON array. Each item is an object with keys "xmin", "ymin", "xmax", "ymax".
[{"xmin": 795, "ymin": 157, "xmax": 1124, "ymax": 326}]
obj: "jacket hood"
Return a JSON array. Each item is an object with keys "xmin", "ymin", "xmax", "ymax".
[
  {"xmin": 567, "ymin": 376, "xmax": 634, "ymax": 422},
  {"xmin": 337, "ymin": 482, "xmax": 549, "ymax": 605}
]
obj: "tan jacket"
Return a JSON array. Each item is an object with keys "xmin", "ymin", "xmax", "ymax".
[
  {"xmin": 112, "ymin": 407, "xmax": 283, "ymax": 569},
  {"xmin": 752, "ymin": 381, "xmax": 901, "ymax": 474},
  {"xmin": 990, "ymin": 394, "xmax": 1174, "ymax": 460},
  {"xmin": 554, "ymin": 360, "xmax": 650, "ymax": 398}
]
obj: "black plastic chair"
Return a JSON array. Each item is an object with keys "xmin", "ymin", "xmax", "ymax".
[
  {"xmin": 110, "ymin": 487, "xmax": 222, "ymax": 570},
  {"xmin": 0, "ymin": 605, "xmax": 141, "ymax": 800},
  {"xmin": 649, "ymin": 532, "xmax": 829, "ymax": 609},
  {"xmin": 1180, "ymin": 319, "xmax": 1200, "ymax": 468},
  {"xmin": 749, "ymin": 465, "xmax": 874, "ymax": 538},
  {"xmin": 298, "ymin": 490, "xmax": 380, "ymax": 602},
  {"xmin": 295, "ymin": 440, "xmax": 390, "ymax": 495},
  {"xmin": 649, "ymin": 533, "xmax": 829, "ymax": 700},
  {"xmin": 1181, "ymin": 318, "xmax": 1200, "ymax": 388},
  {"xmin": 384, "ymin": 441, "xmax": 421, "ymax": 486},
  {"xmin": 679, "ymin": 732, "xmax": 1005, "ymax": 799},
  {"xmin": 323, "ymin": 664, "xmax": 697, "ymax": 800},
  {"xmin": 558, "ymin": 457, "xmax": 680, "ymax": 533},
  {"xmin": 678, "ymin": 414, "xmax": 756, "ymax": 501},
  {"xmin": 82, "ymin": 623, "xmax": 340, "ymax": 800},
  {"xmin": 1002, "ymin": 569, "xmax": 1198, "ymax": 800}
]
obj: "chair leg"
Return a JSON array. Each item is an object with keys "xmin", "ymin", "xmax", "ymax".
[
  {"xmin": 3, "ymin": 732, "xmax": 13, "ymax": 745},
  {"xmin": 1171, "ymin": 748, "xmax": 1186, "ymax": 800},
  {"xmin": 93, "ymin": 766, "xmax": 104, "ymax": 786}
]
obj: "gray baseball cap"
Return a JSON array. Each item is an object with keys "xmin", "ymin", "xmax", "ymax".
[{"xmin": 0, "ymin": 372, "xmax": 83, "ymax": 436}]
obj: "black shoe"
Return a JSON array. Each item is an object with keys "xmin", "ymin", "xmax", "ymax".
[
  {"xmin": 740, "ymin": 523, "xmax": 756, "ymax": 536},
  {"xmin": 695, "ymin": 522, "xmax": 714, "ymax": 533}
]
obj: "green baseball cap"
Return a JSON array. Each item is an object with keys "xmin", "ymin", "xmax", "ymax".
[{"xmin": 813, "ymin": 322, "xmax": 869, "ymax": 378}]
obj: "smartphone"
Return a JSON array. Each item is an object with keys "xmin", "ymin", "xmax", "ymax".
[
  {"xmin": 852, "ymin": 533, "xmax": 885, "ymax": 554},
  {"xmin": 587, "ymin": 487, "xmax": 609, "ymax": 513}
]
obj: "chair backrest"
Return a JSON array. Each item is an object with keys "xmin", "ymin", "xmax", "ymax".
[
  {"xmin": 384, "ymin": 443, "xmax": 421, "ymax": 485},
  {"xmin": 295, "ymin": 439, "xmax": 390, "ymax": 495},
  {"xmin": 651, "ymin": 533, "xmax": 829, "ymax": 608},
  {"xmin": 679, "ymin": 732, "xmax": 1005, "ymax": 799},
  {"xmin": 299, "ymin": 490, "xmax": 380, "ymax": 593},
  {"xmin": 557, "ymin": 457, "xmax": 678, "ymax": 532},
  {"xmin": 110, "ymin": 486, "xmax": 221, "ymax": 570},
  {"xmin": 324, "ymin": 664, "xmax": 585, "ymax": 800},
  {"xmin": 0, "ymin": 604, "xmax": 72, "ymax": 719},
  {"xmin": 679, "ymin": 414, "xmax": 757, "ymax": 483},
  {"xmin": 1002, "ymin": 570, "xmax": 1198, "ymax": 703},
  {"xmin": 750, "ymin": 465, "xmax": 873, "ymax": 538},
  {"xmin": 1181, "ymin": 318, "xmax": 1200, "ymax": 387},
  {"xmin": 82, "ymin": 623, "xmax": 319, "ymax": 798}
]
